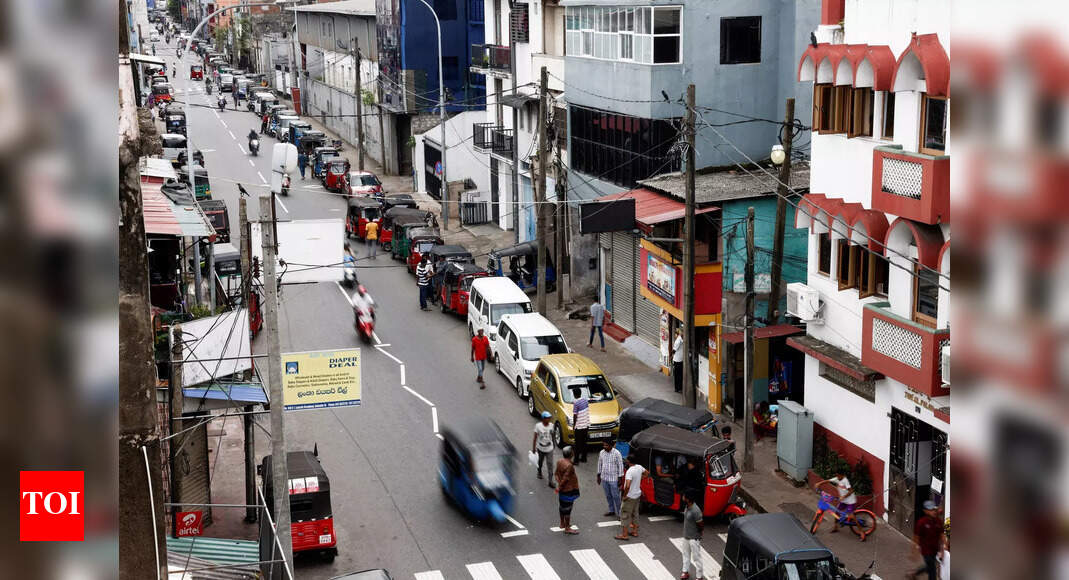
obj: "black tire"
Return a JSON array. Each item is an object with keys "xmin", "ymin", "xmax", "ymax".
[
  {"xmin": 516, "ymin": 376, "xmax": 525, "ymax": 399},
  {"xmin": 527, "ymin": 392, "xmax": 537, "ymax": 416},
  {"xmin": 553, "ymin": 422, "xmax": 565, "ymax": 448},
  {"xmin": 440, "ymin": 298, "xmax": 448, "ymax": 313},
  {"xmin": 320, "ymin": 550, "xmax": 336, "ymax": 563}
]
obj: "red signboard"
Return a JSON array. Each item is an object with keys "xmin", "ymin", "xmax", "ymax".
[
  {"xmin": 20, "ymin": 471, "xmax": 84, "ymax": 542},
  {"xmin": 175, "ymin": 510, "xmax": 204, "ymax": 537}
]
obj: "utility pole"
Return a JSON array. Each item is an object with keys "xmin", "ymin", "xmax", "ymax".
[
  {"xmin": 681, "ymin": 84, "xmax": 696, "ymax": 408},
  {"xmin": 354, "ymin": 37, "xmax": 365, "ymax": 171},
  {"xmin": 554, "ymin": 140, "xmax": 564, "ymax": 310},
  {"xmin": 193, "ymin": 237, "xmax": 203, "ymax": 307},
  {"xmin": 743, "ymin": 207, "xmax": 756, "ymax": 472},
  {"xmin": 766, "ymin": 98, "xmax": 795, "ymax": 323},
  {"xmin": 260, "ymin": 195, "xmax": 293, "ymax": 577},
  {"xmin": 238, "ymin": 197, "xmax": 257, "ymax": 523},
  {"xmin": 535, "ymin": 66, "xmax": 549, "ymax": 315},
  {"xmin": 169, "ymin": 331, "xmax": 184, "ymax": 526}
]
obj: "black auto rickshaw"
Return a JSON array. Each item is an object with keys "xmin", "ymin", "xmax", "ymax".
[
  {"xmin": 487, "ymin": 241, "xmax": 556, "ymax": 292},
  {"xmin": 298, "ymin": 130, "xmax": 328, "ymax": 153},
  {"xmin": 439, "ymin": 262, "xmax": 488, "ymax": 315},
  {"xmin": 382, "ymin": 193, "xmax": 418, "ymax": 210},
  {"xmin": 403, "ymin": 226, "xmax": 443, "ymax": 271},
  {"xmin": 176, "ymin": 148, "xmax": 205, "ymax": 169},
  {"xmin": 346, "ymin": 196, "xmax": 382, "ymax": 239},
  {"xmin": 721, "ymin": 513, "xmax": 847, "ymax": 580},
  {"xmin": 427, "ymin": 244, "xmax": 473, "ymax": 265},
  {"xmin": 165, "ymin": 112, "xmax": 186, "ymax": 135},
  {"xmin": 438, "ymin": 417, "xmax": 517, "ymax": 522},
  {"xmin": 616, "ymin": 397, "xmax": 726, "ymax": 457},
  {"xmin": 312, "ymin": 147, "xmax": 339, "ymax": 178},
  {"xmin": 629, "ymin": 424, "xmax": 747, "ymax": 519},
  {"xmin": 198, "ymin": 199, "xmax": 230, "ymax": 243},
  {"xmin": 259, "ymin": 450, "xmax": 338, "ymax": 568}
]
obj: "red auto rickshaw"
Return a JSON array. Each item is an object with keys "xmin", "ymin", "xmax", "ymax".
[
  {"xmin": 629, "ymin": 424, "xmax": 747, "ymax": 520},
  {"xmin": 439, "ymin": 262, "xmax": 487, "ymax": 315},
  {"xmin": 151, "ymin": 83, "xmax": 174, "ymax": 103},
  {"xmin": 346, "ymin": 196, "xmax": 381, "ymax": 239},
  {"xmin": 322, "ymin": 157, "xmax": 351, "ymax": 192},
  {"xmin": 405, "ymin": 228, "xmax": 443, "ymax": 273},
  {"xmin": 259, "ymin": 450, "xmax": 337, "ymax": 563},
  {"xmin": 190, "ymin": 64, "xmax": 203, "ymax": 80}
]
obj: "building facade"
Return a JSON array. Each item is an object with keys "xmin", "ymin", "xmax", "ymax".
[{"xmin": 789, "ymin": 0, "xmax": 950, "ymax": 536}]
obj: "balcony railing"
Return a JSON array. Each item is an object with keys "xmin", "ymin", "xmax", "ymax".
[
  {"xmin": 473, "ymin": 122, "xmax": 497, "ymax": 151},
  {"xmin": 491, "ymin": 127, "xmax": 514, "ymax": 157},
  {"xmin": 861, "ymin": 302, "xmax": 949, "ymax": 398},
  {"xmin": 871, "ymin": 145, "xmax": 950, "ymax": 225},
  {"xmin": 470, "ymin": 44, "xmax": 511, "ymax": 74}
]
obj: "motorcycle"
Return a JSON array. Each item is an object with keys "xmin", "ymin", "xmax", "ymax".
[
  {"xmin": 354, "ymin": 305, "xmax": 374, "ymax": 343},
  {"xmin": 281, "ymin": 174, "xmax": 290, "ymax": 196},
  {"xmin": 249, "ymin": 137, "xmax": 260, "ymax": 156},
  {"xmin": 217, "ymin": 97, "xmax": 226, "ymax": 112}
]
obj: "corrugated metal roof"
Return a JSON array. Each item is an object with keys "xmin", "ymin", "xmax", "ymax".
[
  {"xmin": 638, "ymin": 165, "xmax": 810, "ymax": 204},
  {"xmin": 142, "ymin": 181, "xmax": 215, "ymax": 237},
  {"xmin": 594, "ymin": 188, "xmax": 718, "ymax": 227},
  {"xmin": 167, "ymin": 537, "xmax": 260, "ymax": 579},
  {"xmin": 140, "ymin": 157, "xmax": 179, "ymax": 181},
  {"xmin": 293, "ymin": 0, "xmax": 376, "ymax": 16}
]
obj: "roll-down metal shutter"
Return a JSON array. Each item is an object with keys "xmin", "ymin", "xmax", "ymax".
[{"xmin": 610, "ymin": 232, "xmax": 636, "ymax": 332}]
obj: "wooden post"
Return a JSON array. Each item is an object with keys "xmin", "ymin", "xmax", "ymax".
[
  {"xmin": 766, "ymin": 98, "xmax": 795, "ymax": 323},
  {"xmin": 682, "ymin": 84, "xmax": 696, "ymax": 408},
  {"xmin": 743, "ymin": 207, "xmax": 756, "ymax": 472},
  {"xmin": 535, "ymin": 66, "xmax": 549, "ymax": 315}
]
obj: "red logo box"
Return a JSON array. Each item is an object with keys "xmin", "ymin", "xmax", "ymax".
[{"xmin": 20, "ymin": 471, "xmax": 84, "ymax": 541}]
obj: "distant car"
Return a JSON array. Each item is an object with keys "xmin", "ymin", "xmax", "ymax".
[{"xmin": 345, "ymin": 170, "xmax": 383, "ymax": 197}]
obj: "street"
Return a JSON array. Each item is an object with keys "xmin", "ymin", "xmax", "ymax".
[{"xmin": 169, "ymin": 50, "xmax": 733, "ymax": 579}]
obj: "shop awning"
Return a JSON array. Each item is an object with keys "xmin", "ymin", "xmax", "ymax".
[
  {"xmin": 885, "ymin": 217, "xmax": 945, "ymax": 268},
  {"xmin": 595, "ymin": 188, "xmax": 717, "ymax": 229},
  {"xmin": 499, "ymin": 91, "xmax": 537, "ymax": 108},
  {"xmin": 787, "ymin": 335, "xmax": 883, "ymax": 382},
  {"xmin": 183, "ymin": 382, "xmax": 268, "ymax": 412},
  {"xmin": 891, "ymin": 33, "xmax": 950, "ymax": 97},
  {"xmin": 722, "ymin": 324, "xmax": 804, "ymax": 345},
  {"xmin": 848, "ymin": 208, "xmax": 890, "ymax": 251},
  {"xmin": 798, "ymin": 43, "xmax": 896, "ymax": 91},
  {"xmin": 178, "ymin": 309, "xmax": 252, "ymax": 388},
  {"xmin": 142, "ymin": 181, "xmax": 216, "ymax": 237}
]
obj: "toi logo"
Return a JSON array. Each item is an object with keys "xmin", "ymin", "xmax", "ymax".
[{"xmin": 20, "ymin": 471, "xmax": 84, "ymax": 542}]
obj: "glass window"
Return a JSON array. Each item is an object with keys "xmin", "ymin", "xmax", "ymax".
[
  {"xmin": 491, "ymin": 302, "xmax": 533, "ymax": 324},
  {"xmin": 882, "ymin": 92, "xmax": 895, "ymax": 139},
  {"xmin": 914, "ymin": 265, "xmax": 940, "ymax": 326},
  {"xmin": 812, "ymin": 84, "xmax": 833, "ymax": 132},
  {"xmin": 520, "ymin": 334, "xmax": 568, "ymax": 360},
  {"xmin": 653, "ymin": 7, "xmax": 680, "ymax": 34},
  {"xmin": 720, "ymin": 16, "xmax": 761, "ymax": 64},
  {"xmin": 707, "ymin": 451, "xmax": 737, "ymax": 479},
  {"xmin": 921, "ymin": 95, "xmax": 947, "ymax": 154},
  {"xmin": 817, "ymin": 232, "xmax": 832, "ymax": 276},
  {"xmin": 560, "ymin": 374, "xmax": 615, "ymax": 402},
  {"xmin": 653, "ymin": 36, "xmax": 679, "ymax": 63}
]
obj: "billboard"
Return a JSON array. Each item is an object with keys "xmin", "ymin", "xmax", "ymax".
[
  {"xmin": 646, "ymin": 251, "xmax": 676, "ymax": 302},
  {"xmin": 281, "ymin": 349, "xmax": 361, "ymax": 410},
  {"xmin": 578, "ymin": 198, "xmax": 635, "ymax": 234}
]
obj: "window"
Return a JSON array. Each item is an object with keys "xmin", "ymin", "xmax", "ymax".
[
  {"xmin": 720, "ymin": 16, "xmax": 761, "ymax": 64},
  {"xmin": 830, "ymin": 85, "xmax": 852, "ymax": 133},
  {"xmin": 913, "ymin": 265, "xmax": 940, "ymax": 327},
  {"xmin": 569, "ymin": 105, "xmax": 682, "ymax": 186},
  {"xmin": 849, "ymin": 87, "xmax": 874, "ymax": 137},
  {"xmin": 819, "ymin": 362, "xmax": 876, "ymax": 402},
  {"xmin": 510, "ymin": 4, "xmax": 529, "ymax": 42},
  {"xmin": 520, "ymin": 335, "xmax": 568, "ymax": 360},
  {"xmin": 920, "ymin": 95, "xmax": 947, "ymax": 155},
  {"xmin": 560, "ymin": 375, "xmax": 615, "ymax": 402},
  {"xmin": 837, "ymin": 239, "xmax": 859, "ymax": 290},
  {"xmin": 817, "ymin": 232, "xmax": 832, "ymax": 276},
  {"xmin": 882, "ymin": 92, "xmax": 895, "ymax": 139},
  {"xmin": 812, "ymin": 84, "xmax": 832, "ymax": 132},
  {"xmin": 434, "ymin": 0, "xmax": 457, "ymax": 20},
  {"xmin": 857, "ymin": 250, "xmax": 888, "ymax": 298},
  {"xmin": 565, "ymin": 6, "xmax": 681, "ymax": 64}
]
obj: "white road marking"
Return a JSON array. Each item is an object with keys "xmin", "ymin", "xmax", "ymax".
[
  {"xmin": 435, "ymin": 433, "xmax": 444, "ymax": 440},
  {"xmin": 399, "ymin": 364, "xmax": 405, "ymax": 385},
  {"xmin": 336, "ymin": 282, "xmax": 353, "ymax": 306},
  {"xmin": 274, "ymin": 195, "xmax": 289, "ymax": 213},
  {"xmin": 257, "ymin": 171, "xmax": 267, "ymax": 183},
  {"xmin": 248, "ymin": 159, "xmax": 256, "ymax": 167},
  {"xmin": 372, "ymin": 331, "xmax": 382, "ymax": 344},
  {"xmin": 571, "ymin": 549, "xmax": 619, "ymax": 580},
  {"xmin": 221, "ymin": 120, "xmax": 228, "ymax": 128},
  {"xmin": 431, "ymin": 406, "xmax": 439, "ymax": 433},
  {"xmin": 238, "ymin": 145, "xmax": 247, "ymax": 154},
  {"xmin": 228, "ymin": 130, "xmax": 236, "ymax": 140},
  {"xmin": 596, "ymin": 520, "xmax": 622, "ymax": 528},
  {"xmin": 550, "ymin": 525, "xmax": 579, "ymax": 532},
  {"xmin": 199, "ymin": 148, "xmax": 215, "ymax": 153},
  {"xmin": 374, "ymin": 345, "xmax": 403, "ymax": 365},
  {"xmin": 329, "ymin": 208, "xmax": 342, "ymax": 211},
  {"xmin": 516, "ymin": 554, "xmax": 561, "ymax": 580},
  {"xmin": 669, "ymin": 537, "xmax": 722, "ymax": 577},
  {"xmin": 503, "ymin": 513, "xmax": 525, "ymax": 530},
  {"xmin": 414, "ymin": 572, "xmax": 445, "ymax": 580},
  {"xmin": 500, "ymin": 529, "xmax": 529, "ymax": 538},
  {"xmin": 618, "ymin": 543, "xmax": 674, "ymax": 580},
  {"xmin": 646, "ymin": 515, "xmax": 675, "ymax": 522},
  {"xmin": 402, "ymin": 386, "xmax": 434, "ymax": 407},
  {"xmin": 465, "ymin": 562, "xmax": 502, "ymax": 580},
  {"xmin": 717, "ymin": 533, "xmax": 727, "ymax": 543}
]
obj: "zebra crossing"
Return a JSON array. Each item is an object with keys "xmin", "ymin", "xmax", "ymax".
[{"xmin": 411, "ymin": 536, "xmax": 725, "ymax": 579}]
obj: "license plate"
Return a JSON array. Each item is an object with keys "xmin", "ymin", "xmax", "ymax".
[
  {"xmin": 318, "ymin": 534, "xmax": 332, "ymax": 544},
  {"xmin": 589, "ymin": 431, "xmax": 611, "ymax": 439}
]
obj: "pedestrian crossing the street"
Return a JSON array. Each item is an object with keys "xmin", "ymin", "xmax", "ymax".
[{"xmin": 411, "ymin": 535, "xmax": 726, "ymax": 579}]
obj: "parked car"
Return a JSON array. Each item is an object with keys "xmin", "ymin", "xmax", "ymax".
[
  {"xmin": 466, "ymin": 277, "xmax": 532, "ymax": 342},
  {"xmin": 344, "ymin": 170, "xmax": 383, "ymax": 197},
  {"xmin": 493, "ymin": 312, "xmax": 569, "ymax": 398},
  {"xmin": 525, "ymin": 353, "xmax": 621, "ymax": 448}
]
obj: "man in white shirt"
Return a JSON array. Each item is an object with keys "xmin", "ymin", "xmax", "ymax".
[
  {"xmin": 616, "ymin": 455, "xmax": 647, "ymax": 540},
  {"xmin": 672, "ymin": 329, "xmax": 684, "ymax": 393},
  {"xmin": 531, "ymin": 412, "xmax": 556, "ymax": 487}
]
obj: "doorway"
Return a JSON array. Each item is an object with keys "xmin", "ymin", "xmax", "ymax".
[{"xmin": 888, "ymin": 408, "xmax": 948, "ymax": 535}]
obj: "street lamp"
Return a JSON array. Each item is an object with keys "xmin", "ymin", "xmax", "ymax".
[
  {"xmin": 770, "ymin": 144, "xmax": 786, "ymax": 166},
  {"xmin": 411, "ymin": 0, "xmax": 448, "ymax": 230}
]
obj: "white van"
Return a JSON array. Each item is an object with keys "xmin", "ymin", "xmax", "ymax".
[
  {"xmin": 494, "ymin": 313, "xmax": 569, "ymax": 398},
  {"xmin": 467, "ymin": 277, "xmax": 532, "ymax": 351}
]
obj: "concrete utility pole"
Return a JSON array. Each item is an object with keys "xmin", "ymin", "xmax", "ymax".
[
  {"xmin": 238, "ymin": 197, "xmax": 257, "ymax": 523},
  {"xmin": 766, "ymin": 98, "xmax": 795, "ymax": 323},
  {"xmin": 354, "ymin": 37, "xmax": 365, "ymax": 171},
  {"xmin": 535, "ymin": 66, "xmax": 549, "ymax": 316},
  {"xmin": 743, "ymin": 207, "xmax": 756, "ymax": 472},
  {"xmin": 260, "ymin": 195, "xmax": 294, "ymax": 577},
  {"xmin": 681, "ymin": 84, "xmax": 697, "ymax": 408},
  {"xmin": 554, "ymin": 138, "xmax": 564, "ymax": 310},
  {"xmin": 119, "ymin": 54, "xmax": 168, "ymax": 578}
]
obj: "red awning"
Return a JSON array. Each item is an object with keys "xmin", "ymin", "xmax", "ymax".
[
  {"xmin": 798, "ymin": 43, "xmax": 895, "ymax": 91},
  {"xmin": 884, "ymin": 217, "xmax": 945, "ymax": 268},
  {"xmin": 848, "ymin": 208, "xmax": 890, "ymax": 251},
  {"xmin": 892, "ymin": 33, "xmax": 950, "ymax": 97},
  {"xmin": 595, "ymin": 189, "xmax": 718, "ymax": 229},
  {"xmin": 722, "ymin": 324, "xmax": 804, "ymax": 345},
  {"xmin": 857, "ymin": 45, "xmax": 896, "ymax": 91},
  {"xmin": 833, "ymin": 44, "xmax": 869, "ymax": 86}
]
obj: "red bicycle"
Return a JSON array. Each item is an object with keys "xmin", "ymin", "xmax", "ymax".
[{"xmin": 809, "ymin": 490, "xmax": 877, "ymax": 541}]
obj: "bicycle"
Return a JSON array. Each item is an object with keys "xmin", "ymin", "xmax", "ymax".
[{"xmin": 809, "ymin": 490, "xmax": 877, "ymax": 541}]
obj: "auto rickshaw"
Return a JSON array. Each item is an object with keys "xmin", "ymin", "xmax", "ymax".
[
  {"xmin": 322, "ymin": 157, "xmax": 352, "ymax": 192},
  {"xmin": 165, "ymin": 113, "xmax": 186, "ymax": 136},
  {"xmin": 259, "ymin": 450, "xmax": 338, "ymax": 564},
  {"xmin": 382, "ymin": 193, "xmax": 418, "ymax": 211},
  {"xmin": 235, "ymin": 78, "xmax": 252, "ymax": 100},
  {"xmin": 176, "ymin": 148, "xmax": 204, "ymax": 169},
  {"xmin": 345, "ymin": 197, "xmax": 382, "ymax": 239},
  {"xmin": 629, "ymin": 423, "xmax": 747, "ymax": 520},
  {"xmin": 198, "ymin": 199, "xmax": 230, "ymax": 243},
  {"xmin": 312, "ymin": 147, "xmax": 340, "ymax": 178},
  {"xmin": 298, "ymin": 131, "xmax": 328, "ymax": 154},
  {"xmin": 178, "ymin": 164, "xmax": 211, "ymax": 200},
  {"xmin": 271, "ymin": 114, "xmax": 299, "ymax": 139},
  {"xmin": 438, "ymin": 417, "xmax": 516, "ymax": 523},
  {"xmin": 487, "ymin": 241, "xmax": 556, "ymax": 292},
  {"xmin": 389, "ymin": 219, "xmax": 432, "ymax": 260},
  {"xmin": 427, "ymin": 244, "xmax": 473, "ymax": 266},
  {"xmin": 287, "ymin": 120, "xmax": 313, "ymax": 144},
  {"xmin": 161, "ymin": 133, "xmax": 187, "ymax": 164},
  {"xmin": 276, "ymin": 116, "xmax": 302, "ymax": 142},
  {"xmin": 151, "ymin": 82, "xmax": 173, "ymax": 103},
  {"xmin": 380, "ymin": 207, "xmax": 433, "ymax": 250},
  {"xmin": 189, "ymin": 64, "xmax": 203, "ymax": 80},
  {"xmin": 616, "ymin": 397, "xmax": 727, "ymax": 457},
  {"xmin": 439, "ymin": 262, "xmax": 488, "ymax": 315},
  {"xmin": 721, "ymin": 513, "xmax": 846, "ymax": 580},
  {"xmin": 404, "ymin": 227, "xmax": 443, "ymax": 272}
]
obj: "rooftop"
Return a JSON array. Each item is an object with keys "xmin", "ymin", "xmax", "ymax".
[
  {"xmin": 292, "ymin": 0, "xmax": 375, "ymax": 16},
  {"xmin": 638, "ymin": 164, "xmax": 810, "ymax": 205}
]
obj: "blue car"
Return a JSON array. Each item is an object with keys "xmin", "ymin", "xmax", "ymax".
[
  {"xmin": 438, "ymin": 418, "xmax": 516, "ymax": 522},
  {"xmin": 486, "ymin": 241, "xmax": 556, "ymax": 293}
]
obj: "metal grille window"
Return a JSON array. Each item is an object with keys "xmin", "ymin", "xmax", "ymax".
[
  {"xmin": 881, "ymin": 157, "xmax": 923, "ymax": 199},
  {"xmin": 565, "ymin": 5, "xmax": 681, "ymax": 64},
  {"xmin": 569, "ymin": 105, "xmax": 680, "ymax": 186},
  {"xmin": 511, "ymin": 4, "xmax": 529, "ymax": 43},
  {"xmin": 871, "ymin": 318, "xmax": 923, "ymax": 368}
]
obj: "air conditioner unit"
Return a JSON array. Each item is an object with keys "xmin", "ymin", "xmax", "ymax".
[
  {"xmin": 786, "ymin": 282, "xmax": 823, "ymax": 324},
  {"xmin": 940, "ymin": 343, "xmax": 950, "ymax": 386}
]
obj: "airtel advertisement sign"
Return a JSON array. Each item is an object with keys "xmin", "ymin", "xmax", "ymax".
[{"xmin": 175, "ymin": 510, "xmax": 204, "ymax": 537}]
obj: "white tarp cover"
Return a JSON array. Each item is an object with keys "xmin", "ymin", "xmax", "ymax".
[
  {"xmin": 251, "ymin": 219, "xmax": 344, "ymax": 284},
  {"xmin": 179, "ymin": 308, "xmax": 252, "ymax": 388}
]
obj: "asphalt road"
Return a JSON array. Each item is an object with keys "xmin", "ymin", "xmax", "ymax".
[{"xmin": 171, "ymin": 47, "xmax": 733, "ymax": 580}]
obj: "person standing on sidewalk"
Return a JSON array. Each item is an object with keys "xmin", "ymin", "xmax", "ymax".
[
  {"xmin": 596, "ymin": 440, "xmax": 624, "ymax": 517},
  {"xmin": 471, "ymin": 328, "xmax": 490, "ymax": 387},
  {"xmin": 571, "ymin": 388, "xmax": 590, "ymax": 463},
  {"xmin": 680, "ymin": 490, "xmax": 705, "ymax": 580},
  {"xmin": 673, "ymin": 328, "xmax": 684, "ymax": 393},
  {"xmin": 554, "ymin": 447, "xmax": 580, "ymax": 535},
  {"xmin": 297, "ymin": 151, "xmax": 308, "ymax": 179},
  {"xmin": 364, "ymin": 220, "xmax": 379, "ymax": 259},
  {"xmin": 416, "ymin": 255, "xmax": 433, "ymax": 310},
  {"xmin": 910, "ymin": 500, "xmax": 944, "ymax": 580},
  {"xmin": 616, "ymin": 455, "xmax": 646, "ymax": 540},
  {"xmin": 588, "ymin": 300, "xmax": 606, "ymax": 351},
  {"xmin": 532, "ymin": 412, "xmax": 555, "ymax": 486}
]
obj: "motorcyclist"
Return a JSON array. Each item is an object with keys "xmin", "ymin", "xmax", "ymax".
[
  {"xmin": 205, "ymin": 77, "xmax": 213, "ymax": 94},
  {"xmin": 248, "ymin": 129, "xmax": 259, "ymax": 154},
  {"xmin": 351, "ymin": 284, "xmax": 375, "ymax": 321},
  {"xmin": 217, "ymin": 96, "xmax": 226, "ymax": 111},
  {"xmin": 343, "ymin": 249, "xmax": 357, "ymax": 286}
]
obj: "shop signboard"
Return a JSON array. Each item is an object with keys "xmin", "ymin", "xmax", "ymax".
[
  {"xmin": 646, "ymin": 252, "xmax": 676, "ymax": 303},
  {"xmin": 282, "ymin": 349, "xmax": 362, "ymax": 410}
]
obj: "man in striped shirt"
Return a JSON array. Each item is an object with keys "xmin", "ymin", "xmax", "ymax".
[
  {"xmin": 571, "ymin": 388, "xmax": 590, "ymax": 463},
  {"xmin": 415, "ymin": 255, "xmax": 433, "ymax": 310},
  {"xmin": 596, "ymin": 440, "xmax": 625, "ymax": 517}
]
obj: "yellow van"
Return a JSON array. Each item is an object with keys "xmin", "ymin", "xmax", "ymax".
[{"xmin": 527, "ymin": 354, "xmax": 621, "ymax": 448}]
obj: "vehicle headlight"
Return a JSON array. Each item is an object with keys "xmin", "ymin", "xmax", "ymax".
[{"xmin": 524, "ymin": 369, "xmax": 532, "ymax": 377}]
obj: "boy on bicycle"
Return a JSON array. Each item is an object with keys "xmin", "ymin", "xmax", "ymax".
[{"xmin": 817, "ymin": 470, "xmax": 856, "ymax": 531}]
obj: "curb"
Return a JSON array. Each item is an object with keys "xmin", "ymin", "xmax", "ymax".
[{"xmin": 738, "ymin": 486, "xmax": 768, "ymax": 514}]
